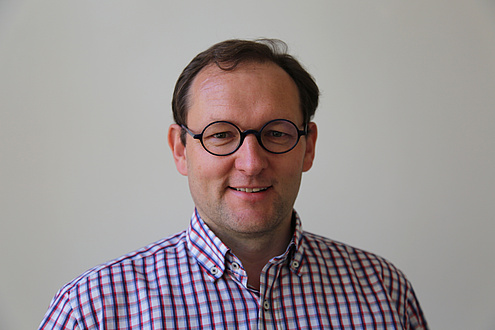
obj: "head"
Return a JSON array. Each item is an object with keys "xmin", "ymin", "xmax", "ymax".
[
  {"xmin": 172, "ymin": 39, "xmax": 319, "ymax": 144},
  {"xmin": 168, "ymin": 39, "xmax": 319, "ymax": 245}
]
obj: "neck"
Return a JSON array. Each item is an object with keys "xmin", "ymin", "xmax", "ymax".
[{"xmin": 210, "ymin": 219, "xmax": 294, "ymax": 290}]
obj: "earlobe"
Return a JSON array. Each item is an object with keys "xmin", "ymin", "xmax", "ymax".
[
  {"xmin": 302, "ymin": 122, "xmax": 317, "ymax": 172},
  {"xmin": 168, "ymin": 124, "xmax": 188, "ymax": 176}
]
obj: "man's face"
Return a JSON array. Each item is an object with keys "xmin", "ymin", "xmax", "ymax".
[{"xmin": 169, "ymin": 61, "xmax": 317, "ymax": 240}]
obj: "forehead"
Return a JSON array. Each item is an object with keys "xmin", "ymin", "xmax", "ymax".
[{"xmin": 187, "ymin": 61, "xmax": 301, "ymax": 126}]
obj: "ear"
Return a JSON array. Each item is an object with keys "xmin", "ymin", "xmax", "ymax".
[
  {"xmin": 302, "ymin": 122, "xmax": 317, "ymax": 172},
  {"xmin": 168, "ymin": 124, "xmax": 188, "ymax": 176}
]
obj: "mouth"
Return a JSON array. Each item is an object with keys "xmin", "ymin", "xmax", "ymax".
[{"xmin": 230, "ymin": 187, "xmax": 270, "ymax": 193}]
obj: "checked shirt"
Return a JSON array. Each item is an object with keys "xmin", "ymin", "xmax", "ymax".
[{"xmin": 39, "ymin": 210, "xmax": 428, "ymax": 329}]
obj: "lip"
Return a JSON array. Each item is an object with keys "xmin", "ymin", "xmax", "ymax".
[
  {"xmin": 228, "ymin": 185, "xmax": 273, "ymax": 202},
  {"xmin": 230, "ymin": 186, "xmax": 270, "ymax": 193}
]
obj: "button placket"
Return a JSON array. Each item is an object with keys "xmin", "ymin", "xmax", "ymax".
[{"xmin": 210, "ymin": 266, "xmax": 219, "ymax": 276}]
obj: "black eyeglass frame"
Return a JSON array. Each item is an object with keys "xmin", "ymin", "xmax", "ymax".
[{"xmin": 181, "ymin": 119, "xmax": 308, "ymax": 156}]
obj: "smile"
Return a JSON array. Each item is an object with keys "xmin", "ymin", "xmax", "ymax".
[{"xmin": 232, "ymin": 187, "xmax": 269, "ymax": 193}]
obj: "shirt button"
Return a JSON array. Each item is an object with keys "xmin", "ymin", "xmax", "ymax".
[
  {"xmin": 231, "ymin": 262, "xmax": 240, "ymax": 271},
  {"xmin": 291, "ymin": 260, "xmax": 300, "ymax": 269},
  {"xmin": 263, "ymin": 300, "xmax": 270, "ymax": 311},
  {"xmin": 210, "ymin": 266, "xmax": 219, "ymax": 275}
]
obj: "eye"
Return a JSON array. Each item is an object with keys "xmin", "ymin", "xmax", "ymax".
[
  {"xmin": 203, "ymin": 129, "xmax": 238, "ymax": 147},
  {"xmin": 269, "ymin": 130, "xmax": 287, "ymax": 138},
  {"xmin": 263, "ymin": 129, "xmax": 294, "ymax": 146},
  {"xmin": 212, "ymin": 132, "xmax": 232, "ymax": 139}
]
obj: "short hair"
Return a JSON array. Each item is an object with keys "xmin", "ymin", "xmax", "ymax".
[{"xmin": 172, "ymin": 39, "xmax": 319, "ymax": 143}]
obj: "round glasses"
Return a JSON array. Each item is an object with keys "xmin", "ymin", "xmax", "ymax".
[{"xmin": 181, "ymin": 119, "xmax": 307, "ymax": 156}]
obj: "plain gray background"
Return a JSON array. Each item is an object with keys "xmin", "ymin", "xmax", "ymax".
[{"xmin": 1, "ymin": 1, "xmax": 494, "ymax": 329}]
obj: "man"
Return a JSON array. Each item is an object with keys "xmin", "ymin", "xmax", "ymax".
[{"xmin": 40, "ymin": 39, "xmax": 428, "ymax": 329}]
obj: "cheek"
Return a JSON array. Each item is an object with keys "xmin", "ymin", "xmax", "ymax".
[
  {"xmin": 284, "ymin": 164, "xmax": 304, "ymax": 186},
  {"xmin": 273, "ymin": 156, "xmax": 304, "ymax": 186},
  {"xmin": 282, "ymin": 148, "xmax": 307, "ymax": 173},
  {"xmin": 187, "ymin": 153, "xmax": 233, "ymax": 186}
]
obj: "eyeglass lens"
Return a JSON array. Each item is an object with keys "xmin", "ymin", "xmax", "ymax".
[{"xmin": 201, "ymin": 120, "xmax": 301, "ymax": 155}]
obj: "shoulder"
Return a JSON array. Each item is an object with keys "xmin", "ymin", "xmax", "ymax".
[
  {"xmin": 39, "ymin": 231, "xmax": 188, "ymax": 328},
  {"xmin": 57, "ymin": 230, "xmax": 188, "ymax": 299},
  {"xmin": 300, "ymin": 231, "xmax": 416, "ymax": 310},
  {"xmin": 299, "ymin": 231, "xmax": 428, "ymax": 329},
  {"xmin": 301, "ymin": 231, "xmax": 385, "ymax": 259},
  {"xmin": 300, "ymin": 231, "xmax": 407, "ymax": 284}
]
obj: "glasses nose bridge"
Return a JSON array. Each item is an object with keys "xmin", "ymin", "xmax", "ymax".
[{"xmin": 239, "ymin": 129, "xmax": 264, "ymax": 149}]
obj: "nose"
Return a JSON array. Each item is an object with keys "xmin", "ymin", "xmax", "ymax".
[{"xmin": 234, "ymin": 134, "xmax": 268, "ymax": 175}]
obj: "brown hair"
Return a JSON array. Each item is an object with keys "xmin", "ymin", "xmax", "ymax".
[{"xmin": 172, "ymin": 39, "xmax": 319, "ymax": 142}]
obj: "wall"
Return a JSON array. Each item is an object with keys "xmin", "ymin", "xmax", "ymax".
[{"xmin": 1, "ymin": 1, "xmax": 494, "ymax": 329}]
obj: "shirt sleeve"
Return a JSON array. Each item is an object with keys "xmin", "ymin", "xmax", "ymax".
[
  {"xmin": 405, "ymin": 285, "xmax": 429, "ymax": 330},
  {"xmin": 38, "ymin": 290, "xmax": 80, "ymax": 330},
  {"xmin": 373, "ymin": 252, "xmax": 429, "ymax": 330}
]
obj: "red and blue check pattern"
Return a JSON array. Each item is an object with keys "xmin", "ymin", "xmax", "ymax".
[{"xmin": 39, "ymin": 210, "xmax": 428, "ymax": 329}]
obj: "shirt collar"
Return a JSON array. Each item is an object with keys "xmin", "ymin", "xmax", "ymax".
[
  {"xmin": 186, "ymin": 209, "xmax": 306, "ymax": 280},
  {"xmin": 186, "ymin": 209, "xmax": 229, "ymax": 280},
  {"xmin": 289, "ymin": 211, "xmax": 305, "ymax": 275}
]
